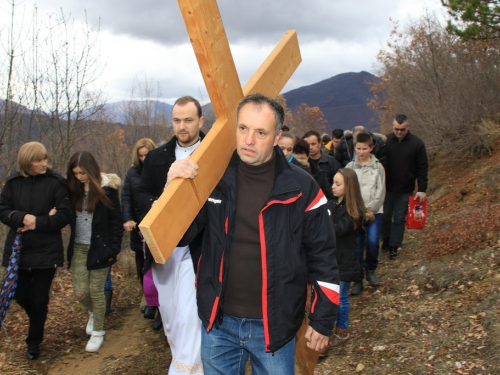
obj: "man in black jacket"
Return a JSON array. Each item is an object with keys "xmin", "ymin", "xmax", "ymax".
[
  {"xmin": 302, "ymin": 130, "xmax": 341, "ymax": 185},
  {"xmin": 135, "ymin": 96, "xmax": 204, "ymax": 374},
  {"xmin": 381, "ymin": 114, "xmax": 428, "ymax": 260},
  {"xmin": 167, "ymin": 93, "xmax": 339, "ymax": 373}
]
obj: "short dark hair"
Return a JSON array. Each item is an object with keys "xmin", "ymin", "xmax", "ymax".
[
  {"xmin": 174, "ymin": 96, "xmax": 202, "ymax": 118},
  {"xmin": 281, "ymin": 125, "xmax": 290, "ymax": 132},
  {"xmin": 293, "ymin": 138, "xmax": 310, "ymax": 156},
  {"xmin": 237, "ymin": 93, "xmax": 284, "ymax": 136},
  {"xmin": 332, "ymin": 129, "xmax": 344, "ymax": 139},
  {"xmin": 394, "ymin": 114, "xmax": 408, "ymax": 125},
  {"xmin": 355, "ymin": 132, "xmax": 374, "ymax": 146},
  {"xmin": 302, "ymin": 130, "xmax": 321, "ymax": 143},
  {"xmin": 321, "ymin": 134, "xmax": 331, "ymax": 143}
]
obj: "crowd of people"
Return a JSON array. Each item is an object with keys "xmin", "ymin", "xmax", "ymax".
[{"xmin": 0, "ymin": 93, "xmax": 428, "ymax": 374}]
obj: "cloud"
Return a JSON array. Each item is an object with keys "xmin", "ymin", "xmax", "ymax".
[
  {"xmin": 39, "ymin": 0, "xmax": 442, "ymax": 45},
  {"xmin": 2, "ymin": 0, "xmax": 446, "ymax": 103}
]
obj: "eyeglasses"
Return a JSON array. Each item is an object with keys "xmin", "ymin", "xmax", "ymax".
[{"xmin": 393, "ymin": 127, "xmax": 408, "ymax": 132}]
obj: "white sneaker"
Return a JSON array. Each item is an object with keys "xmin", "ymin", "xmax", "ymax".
[
  {"xmin": 86, "ymin": 312, "xmax": 94, "ymax": 335},
  {"xmin": 85, "ymin": 330, "xmax": 105, "ymax": 352}
]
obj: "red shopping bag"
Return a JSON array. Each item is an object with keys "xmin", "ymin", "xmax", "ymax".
[{"xmin": 406, "ymin": 197, "xmax": 427, "ymax": 229}]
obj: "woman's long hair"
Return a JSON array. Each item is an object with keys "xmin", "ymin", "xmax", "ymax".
[
  {"xmin": 66, "ymin": 151, "xmax": 112, "ymax": 212},
  {"xmin": 337, "ymin": 168, "xmax": 374, "ymax": 230}
]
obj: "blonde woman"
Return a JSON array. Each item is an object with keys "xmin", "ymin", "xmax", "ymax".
[{"xmin": 0, "ymin": 142, "xmax": 71, "ymax": 360}]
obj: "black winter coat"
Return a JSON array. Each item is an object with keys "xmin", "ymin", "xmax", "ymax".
[
  {"xmin": 0, "ymin": 170, "xmax": 71, "ymax": 269},
  {"xmin": 135, "ymin": 135, "xmax": 204, "ymax": 273},
  {"xmin": 121, "ymin": 165, "xmax": 143, "ymax": 252},
  {"xmin": 335, "ymin": 132, "xmax": 387, "ymax": 169},
  {"xmin": 181, "ymin": 147, "xmax": 339, "ymax": 352},
  {"xmin": 291, "ymin": 157, "xmax": 334, "ymax": 200},
  {"xmin": 327, "ymin": 198, "xmax": 360, "ymax": 282},
  {"xmin": 309, "ymin": 150, "xmax": 341, "ymax": 186},
  {"xmin": 384, "ymin": 132, "xmax": 428, "ymax": 194},
  {"xmin": 67, "ymin": 174, "xmax": 123, "ymax": 270}
]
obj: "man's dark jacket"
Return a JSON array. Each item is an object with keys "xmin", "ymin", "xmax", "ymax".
[
  {"xmin": 384, "ymin": 131, "xmax": 428, "ymax": 194},
  {"xmin": 0, "ymin": 170, "xmax": 71, "ymax": 269},
  {"xmin": 310, "ymin": 150, "xmax": 341, "ymax": 186},
  {"xmin": 335, "ymin": 132, "xmax": 387, "ymax": 169},
  {"xmin": 181, "ymin": 147, "xmax": 340, "ymax": 352},
  {"xmin": 291, "ymin": 157, "xmax": 334, "ymax": 200},
  {"xmin": 135, "ymin": 134, "xmax": 204, "ymax": 273}
]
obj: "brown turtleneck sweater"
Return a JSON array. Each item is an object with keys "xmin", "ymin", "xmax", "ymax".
[{"xmin": 223, "ymin": 153, "xmax": 276, "ymax": 318}]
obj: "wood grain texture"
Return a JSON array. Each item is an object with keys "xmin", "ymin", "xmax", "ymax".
[{"xmin": 139, "ymin": 0, "xmax": 301, "ymax": 264}]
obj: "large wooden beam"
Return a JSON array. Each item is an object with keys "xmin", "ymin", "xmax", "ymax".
[{"xmin": 139, "ymin": 0, "xmax": 301, "ymax": 263}]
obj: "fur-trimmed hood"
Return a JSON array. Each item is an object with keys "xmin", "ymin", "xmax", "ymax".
[{"xmin": 101, "ymin": 173, "xmax": 121, "ymax": 189}]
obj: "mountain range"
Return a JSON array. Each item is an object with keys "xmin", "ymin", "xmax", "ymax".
[
  {"xmin": 61, "ymin": 71, "xmax": 382, "ymax": 132},
  {"xmin": 283, "ymin": 71, "xmax": 381, "ymax": 132}
]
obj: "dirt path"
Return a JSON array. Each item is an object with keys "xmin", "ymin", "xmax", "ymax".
[{"xmin": 48, "ymin": 307, "xmax": 170, "ymax": 374}]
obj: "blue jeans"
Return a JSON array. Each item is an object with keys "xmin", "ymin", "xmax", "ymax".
[
  {"xmin": 104, "ymin": 268, "xmax": 113, "ymax": 291},
  {"xmin": 357, "ymin": 213, "xmax": 382, "ymax": 278},
  {"xmin": 337, "ymin": 281, "xmax": 350, "ymax": 329},
  {"xmin": 381, "ymin": 192, "xmax": 411, "ymax": 248},
  {"xmin": 201, "ymin": 314, "xmax": 295, "ymax": 375}
]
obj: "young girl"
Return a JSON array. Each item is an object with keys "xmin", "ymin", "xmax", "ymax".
[
  {"xmin": 66, "ymin": 151, "xmax": 123, "ymax": 352},
  {"xmin": 327, "ymin": 168, "xmax": 373, "ymax": 347}
]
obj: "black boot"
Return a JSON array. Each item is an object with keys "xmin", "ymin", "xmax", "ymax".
[
  {"xmin": 366, "ymin": 270, "xmax": 380, "ymax": 287},
  {"xmin": 105, "ymin": 290, "xmax": 113, "ymax": 316},
  {"xmin": 26, "ymin": 343, "xmax": 39, "ymax": 360},
  {"xmin": 144, "ymin": 306, "xmax": 156, "ymax": 319},
  {"xmin": 152, "ymin": 311, "xmax": 162, "ymax": 331},
  {"xmin": 389, "ymin": 246, "xmax": 398, "ymax": 260},
  {"xmin": 351, "ymin": 280, "xmax": 364, "ymax": 296},
  {"xmin": 381, "ymin": 238, "xmax": 390, "ymax": 253}
]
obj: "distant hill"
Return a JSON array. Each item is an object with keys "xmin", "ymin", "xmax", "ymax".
[
  {"xmin": 84, "ymin": 72, "xmax": 382, "ymax": 132},
  {"xmin": 282, "ymin": 71, "xmax": 381, "ymax": 132}
]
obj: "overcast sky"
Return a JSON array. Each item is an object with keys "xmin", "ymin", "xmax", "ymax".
[{"xmin": 1, "ymin": 0, "xmax": 446, "ymax": 104}]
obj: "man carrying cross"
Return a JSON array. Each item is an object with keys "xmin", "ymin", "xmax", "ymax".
[
  {"xmin": 168, "ymin": 93, "xmax": 339, "ymax": 373},
  {"xmin": 136, "ymin": 96, "xmax": 205, "ymax": 374}
]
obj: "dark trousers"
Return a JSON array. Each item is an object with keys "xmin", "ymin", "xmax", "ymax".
[
  {"xmin": 134, "ymin": 250, "xmax": 145, "ymax": 286},
  {"xmin": 381, "ymin": 191, "xmax": 411, "ymax": 248},
  {"xmin": 15, "ymin": 268, "xmax": 57, "ymax": 347}
]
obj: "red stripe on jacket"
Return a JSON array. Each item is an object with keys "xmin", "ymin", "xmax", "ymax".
[{"xmin": 259, "ymin": 194, "xmax": 301, "ymax": 351}]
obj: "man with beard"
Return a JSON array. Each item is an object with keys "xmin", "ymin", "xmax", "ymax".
[{"xmin": 136, "ymin": 96, "xmax": 205, "ymax": 374}]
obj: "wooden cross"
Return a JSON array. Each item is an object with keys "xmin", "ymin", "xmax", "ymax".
[{"xmin": 139, "ymin": 0, "xmax": 301, "ymax": 263}]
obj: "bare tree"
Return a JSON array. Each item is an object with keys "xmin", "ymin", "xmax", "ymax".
[
  {"xmin": 119, "ymin": 74, "xmax": 171, "ymax": 146},
  {"xmin": 37, "ymin": 10, "xmax": 106, "ymax": 172},
  {"xmin": 0, "ymin": 3, "xmax": 107, "ymax": 177},
  {"xmin": 370, "ymin": 14, "xmax": 500, "ymax": 160}
]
